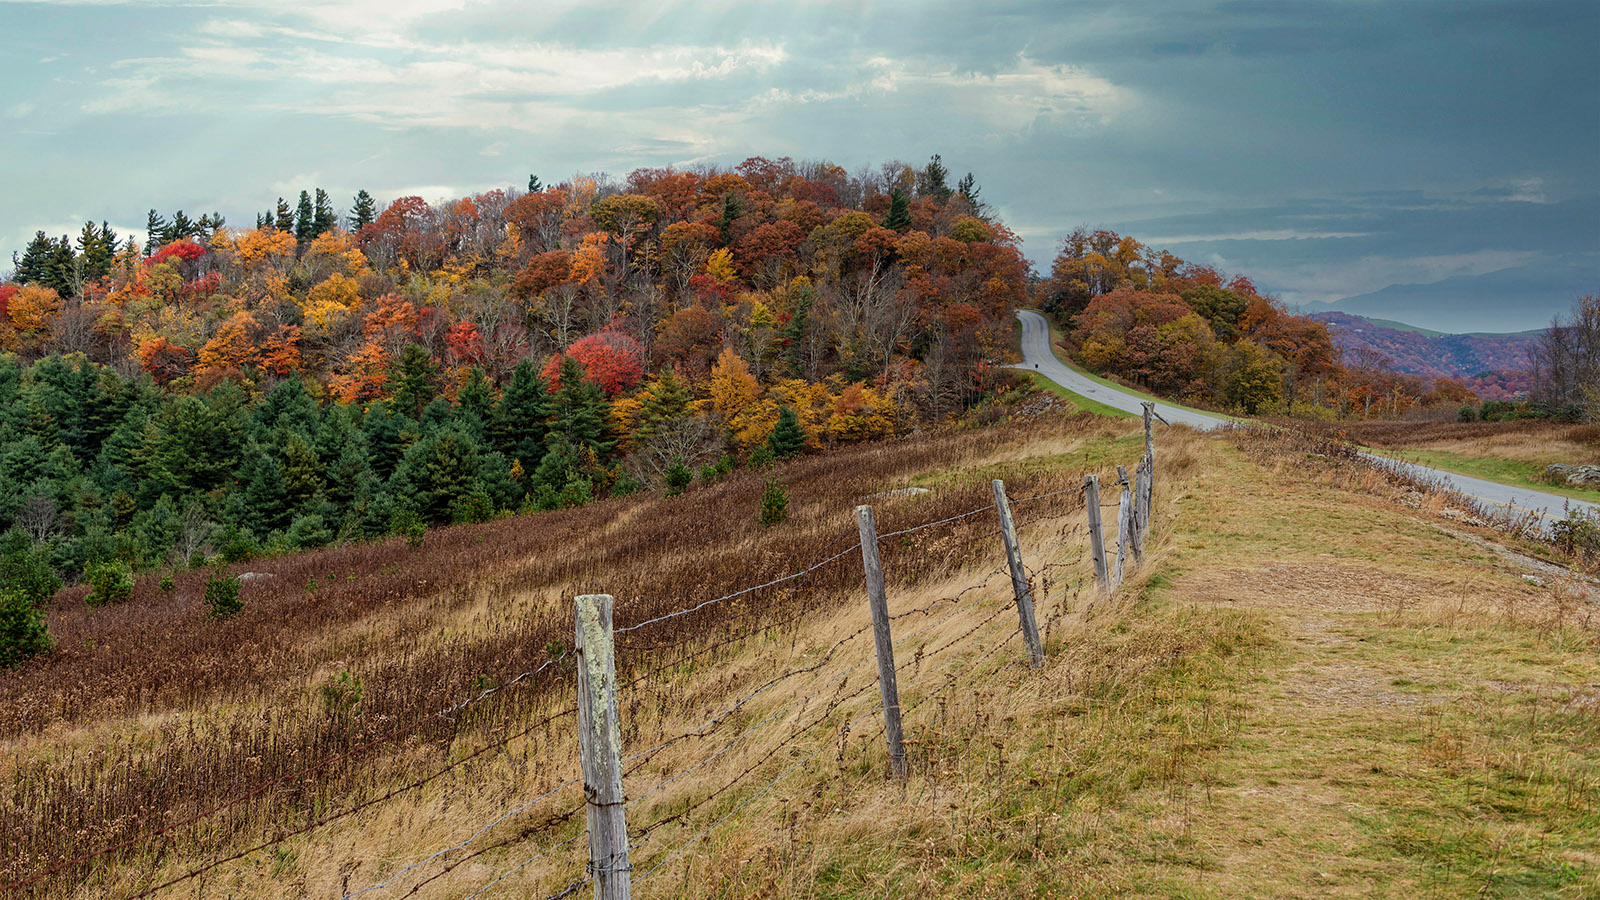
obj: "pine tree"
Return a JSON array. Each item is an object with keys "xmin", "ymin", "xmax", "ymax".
[
  {"xmin": 767, "ymin": 406, "xmax": 807, "ymax": 459},
  {"xmin": 718, "ymin": 191, "xmax": 744, "ymax": 242},
  {"xmin": 313, "ymin": 188, "xmax": 337, "ymax": 236},
  {"xmin": 490, "ymin": 359, "xmax": 553, "ymax": 467},
  {"xmin": 454, "ymin": 367, "xmax": 495, "ymax": 433},
  {"xmin": 549, "ymin": 355, "xmax": 613, "ymax": 458},
  {"xmin": 13, "ymin": 231, "xmax": 54, "ymax": 284},
  {"xmin": 46, "ymin": 235, "xmax": 78, "ymax": 298},
  {"xmin": 919, "ymin": 154, "xmax": 952, "ymax": 202},
  {"xmin": 882, "ymin": 188, "xmax": 912, "ymax": 231},
  {"xmin": 294, "ymin": 191, "xmax": 316, "ymax": 246},
  {"xmin": 350, "ymin": 190, "xmax": 377, "ymax": 230},
  {"xmin": 391, "ymin": 344, "xmax": 440, "ymax": 419},
  {"xmin": 636, "ymin": 371, "xmax": 690, "ymax": 441},
  {"xmin": 957, "ymin": 173, "xmax": 981, "ymax": 206},
  {"xmin": 145, "ymin": 210, "xmax": 169, "ymax": 255},
  {"xmin": 169, "ymin": 210, "xmax": 194, "ymax": 242},
  {"xmin": 275, "ymin": 197, "xmax": 295, "ymax": 233},
  {"xmin": 527, "ymin": 174, "xmax": 542, "ymax": 193},
  {"xmin": 77, "ymin": 221, "xmax": 115, "ymax": 281}
]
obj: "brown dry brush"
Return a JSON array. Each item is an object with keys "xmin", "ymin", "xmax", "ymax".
[
  {"xmin": 1275, "ymin": 416, "xmax": 1598, "ymax": 452},
  {"xmin": 0, "ymin": 411, "xmax": 1114, "ymax": 898}
]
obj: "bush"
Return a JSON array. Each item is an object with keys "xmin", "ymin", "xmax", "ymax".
[
  {"xmin": 449, "ymin": 486, "xmax": 495, "ymax": 524},
  {"xmin": 84, "ymin": 559, "xmax": 134, "ymax": 607},
  {"xmin": 664, "ymin": 457, "xmax": 692, "ymax": 497},
  {"xmin": 0, "ymin": 587, "xmax": 52, "ymax": 667},
  {"xmin": 758, "ymin": 475, "xmax": 789, "ymax": 527},
  {"xmin": 285, "ymin": 513, "xmax": 335, "ymax": 550},
  {"xmin": 0, "ymin": 533, "xmax": 62, "ymax": 607},
  {"xmin": 321, "ymin": 669, "xmax": 363, "ymax": 719},
  {"xmin": 216, "ymin": 525, "xmax": 258, "ymax": 563},
  {"xmin": 203, "ymin": 567, "xmax": 243, "ymax": 619},
  {"xmin": 390, "ymin": 506, "xmax": 425, "ymax": 548},
  {"xmin": 1551, "ymin": 507, "xmax": 1600, "ymax": 565}
]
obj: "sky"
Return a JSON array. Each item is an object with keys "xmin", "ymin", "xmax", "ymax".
[{"xmin": 1, "ymin": 0, "xmax": 1596, "ymax": 332}]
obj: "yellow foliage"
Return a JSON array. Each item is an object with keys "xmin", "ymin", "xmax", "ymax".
[
  {"xmin": 571, "ymin": 233, "xmax": 608, "ymax": 285},
  {"xmin": 7, "ymin": 284, "xmax": 61, "ymax": 333},
  {"xmin": 232, "ymin": 228, "xmax": 297, "ymax": 269},
  {"xmin": 706, "ymin": 247, "xmax": 737, "ymax": 283},
  {"xmin": 305, "ymin": 273, "xmax": 362, "ymax": 311},
  {"xmin": 303, "ymin": 231, "xmax": 369, "ymax": 278},
  {"xmin": 197, "ymin": 312, "xmax": 260, "ymax": 372},
  {"xmin": 708, "ymin": 347, "xmax": 761, "ymax": 419},
  {"xmin": 824, "ymin": 382, "xmax": 896, "ymax": 443},
  {"xmin": 609, "ymin": 395, "xmax": 645, "ymax": 447}
]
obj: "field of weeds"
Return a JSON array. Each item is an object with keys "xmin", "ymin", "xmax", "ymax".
[{"xmin": 6, "ymin": 410, "xmax": 1596, "ymax": 899}]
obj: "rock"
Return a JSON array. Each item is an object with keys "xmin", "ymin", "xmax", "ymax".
[
  {"xmin": 870, "ymin": 487, "xmax": 931, "ymax": 499},
  {"xmin": 1566, "ymin": 464, "xmax": 1600, "ymax": 486},
  {"xmin": 239, "ymin": 572, "xmax": 274, "ymax": 582}
]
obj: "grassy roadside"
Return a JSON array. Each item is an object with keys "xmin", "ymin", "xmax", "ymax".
[{"xmin": 1381, "ymin": 448, "xmax": 1600, "ymax": 503}]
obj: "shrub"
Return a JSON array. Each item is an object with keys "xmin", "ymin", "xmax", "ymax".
[
  {"xmin": 1551, "ymin": 507, "xmax": 1600, "ymax": 565},
  {"xmin": 203, "ymin": 567, "xmax": 243, "ymax": 619},
  {"xmin": 321, "ymin": 669, "xmax": 363, "ymax": 719},
  {"xmin": 664, "ymin": 458, "xmax": 692, "ymax": 497},
  {"xmin": 84, "ymin": 559, "xmax": 134, "ymax": 607},
  {"xmin": 390, "ymin": 506, "xmax": 425, "ymax": 548},
  {"xmin": 216, "ymin": 526, "xmax": 258, "ymax": 563},
  {"xmin": 159, "ymin": 572, "xmax": 175, "ymax": 592},
  {"xmin": 0, "ymin": 533, "xmax": 62, "ymax": 607},
  {"xmin": 758, "ymin": 475, "xmax": 789, "ymax": 527},
  {"xmin": 0, "ymin": 587, "xmax": 52, "ymax": 667},
  {"xmin": 450, "ymin": 486, "xmax": 495, "ymax": 524}
]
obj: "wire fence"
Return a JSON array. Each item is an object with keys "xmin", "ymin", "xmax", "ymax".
[{"xmin": 13, "ymin": 437, "xmax": 1160, "ymax": 900}]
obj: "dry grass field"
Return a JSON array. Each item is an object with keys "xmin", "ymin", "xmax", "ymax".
[{"xmin": 3, "ymin": 412, "xmax": 1596, "ymax": 899}]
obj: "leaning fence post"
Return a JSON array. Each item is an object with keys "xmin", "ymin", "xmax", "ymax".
[
  {"xmin": 1114, "ymin": 466, "xmax": 1134, "ymax": 587},
  {"xmin": 574, "ymin": 594, "xmax": 632, "ymax": 900},
  {"xmin": 991, "ymin": 480, "xmax": 1045, "ymax": 668},
  {"xmin": 855, "ymin": 505, "xmax": 906, "ymax": 780},
  {"xmin": 1084, "ymin": 475, "xmax": 1110, "ymax": 593},
  {"xmin": 1142, "ymin": 402, "xmax": 1156, "ymax": 467}
]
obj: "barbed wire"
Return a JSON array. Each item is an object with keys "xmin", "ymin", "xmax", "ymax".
[
  {"xmin": 114, "ymin": 703, "xmax": 580, "ymax": 900},
  {"xmin": 615, "ymin": 540, "xmax": 862, "ymax": 636},
  {"xmin": 340, "ymin": 774, "xmax": 583, "ymax": 898},
  {"xmin": 875, "ymin": 502, "xmax": 996, "ymax": 539}
]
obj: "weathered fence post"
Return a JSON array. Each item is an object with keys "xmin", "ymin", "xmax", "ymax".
[
  {"xmin": 1142, "ymin": 402, "xmax": 1156, "ymax": 467},
  {"xmin": 855, "ymin": 505, "xmax": 906, "ymax": 780},
  {"xmin": 1131, "ymin": 455, "xmax": 1150, "ymax": 565},
  {"xmin": 991, "ymin": 480, "xmax": 1045, "ymax": 668},
  {"xmin": 574, "ymin": 594, "xmax": 632, "ymax": 900},
  {"xmin": 1113, "ymin": 466, "xmax": 1132, "ymax": 587},
  {"xmin": 1084, "ymin": 475, "xmax": 1109, "ymax": 593},
  {"xmin": 1140, "ymin": 402, "xmax": 1156, "ymax": 549}
]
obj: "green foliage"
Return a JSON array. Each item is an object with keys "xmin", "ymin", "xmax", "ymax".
[
  {"xmin": 1459, "ymin": 405, "xmax": 1476, "ymax": 422},
  {"xmin": 321, "ymin": 669, "xmax": 363, "ymax": 719},
  {"xmin": 84, "ymin": 559, "xmax": 133, "ymax": 607},
  {"xmin": 0, "ymin": 587, "xmax": 52, "ymax": 668},
  {"xmin": 748, "ymin": 444, "xmax": 775, "ymax": 468},
  {"xmin": 767, "ymin": 406, "xmax": 807, "ymax": 459},
  {"xmin": 664, "ymin": 457, "xmax": 692, "ymax": 497},
  {"xmin": 1551, "ymin": 507, "xmax": 1600, "ymax": 564},
  {"xmin": 1, "ymin": 532, "xmax": 62, "ymax": 607},
  {"xmin": 390, "ymin": 505, "xmax": 425, "ymax": 547},
  {"xmin": 450, "ymin": 484, "xmax": 495, "ymax": 524},
  {"xmin": 159, "ymin": 572, "xmax": 175, "ymax": 592},
  {"xmin": 882, "ymin": 188, "xmax": 912, "ymax": 231},
  {"xmin": 758, "ymin": 475, "xmax": 789, "ymax": 527},
  {"xmin": 203, "ymin": 566, "xmax": 243, "ymax": 619}
]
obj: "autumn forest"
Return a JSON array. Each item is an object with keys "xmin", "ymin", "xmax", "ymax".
[{"xmin": 0, "ymin": 154, "xmax": 1583, "ymax": 600}]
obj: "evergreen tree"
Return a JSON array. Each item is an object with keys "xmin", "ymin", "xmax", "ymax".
[
  {"xmin": 454, "ymin": 367, "xmax": 495, "ymax": 437},
  {"xmin": 240, "ymin": 451, "xmax": 291, "ymax": 535},
  {"xmin": 717, "ymin": 191, "xmax": 744, "ymax": 242},
  {"xmin": 294, "ymin": 191, "xmax": 316, "ymax": 246},
  {"xmin": 280, "ymin": 433, "xmax": 324, "ymax": 511},
  {"xmin": 919, "ymin": 154, "xmax": 952, "ymax": 202},
  {"xmin": 549, "ymin": 355, "xmax": 613, "ymax": 458},
  {"xmin": 767, "ymin": 406, "xmax": 807, "ymax": 459},
  {"xmin": 169, "ymin": 210, "xmax": 194, "ymax": 242},
  {"xmin": 391, "ymin": 344, "xmax": 440, "ymax": 419},
  {"xmin": 882, "ymin": 188, "xmax": 912, "ymax": 231},
  {"xmin": 76, "ymin": 221, "xmax": 116, "ymax": 281},
  {"xmin": 350, "ymin": 190, "xmax": 377, "ymax": 230},
  {"xmin": 957, "ymin": 173, "xmax": 981, "ymax": 206},
  {"xmin": 637, "ymin": 370, "xmax": 691, "ymax": 441},
  {"xmin": 527, "ymin": 174, "xmax": 542, "ymax": 193},
  {"xmin": 274, "ymin": 197, "xmax": 295, "ymax": 233},
  {"xmin": 145, "ymin": 210, "xmax": 169, "ymax": 255},
  {"xmin": 312, "ymin": 188, "xmax": 337, "ymax": 237},
  {"xmin": 490, "ymin": 359, "xmax": 552, "ymax": 467},
  {"xmin": 13, "ymin": 231, "xmax": 55, "ymax": 285},
  {"xmin": 53, "ymin": 234, "xmax": 78, "ymax": 296}
]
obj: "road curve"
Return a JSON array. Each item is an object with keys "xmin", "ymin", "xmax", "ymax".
[{"xmin": 1016, "ymin": 309, "xmax": 1597, "ymax": 526}]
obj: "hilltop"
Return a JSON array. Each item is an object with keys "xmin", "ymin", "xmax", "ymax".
[{"xmin": 3, "ymin": 408, "xmax": 1594, "ymax": 899}]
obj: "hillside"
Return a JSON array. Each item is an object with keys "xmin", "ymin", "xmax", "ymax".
[
  {"xmin": 1326, "ymin": 263, "xmax": 1595, "ymax": 334},
  {"xmin": 3, "ymin": 410, "xmax": 1595, "ymax": 899},
  {"xmin": 1310, "ymin": 311, "xmax": 1537, "ymax": 398}
]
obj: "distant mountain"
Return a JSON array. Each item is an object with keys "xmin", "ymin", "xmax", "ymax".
[
  {"xmin": 1322, "ymin": 263, "xmax": 1595, "ymax": 333},
  {"xmin": 1310, "ymin": 311, "xmax": 1538, "ymax": 399}
]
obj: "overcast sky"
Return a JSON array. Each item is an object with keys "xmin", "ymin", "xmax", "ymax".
[{"xmin": 2, "ymin": 0, "xmax": 1595, "ymax": 331}]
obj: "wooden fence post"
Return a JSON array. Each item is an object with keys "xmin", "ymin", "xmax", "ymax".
[
  {"xmin": 1113, "ymin": 466, "xmax": 1132, "ymax": 587},
  {"xmin": 991, "ymin": 480, "xmax": 1045, "ymax": 668},
  {"xmin": 574, "ymin": 594, "xmax": 632, "ymax": 900},
  {"xmin": 855, "ymin": 505, "xmax": 906, "ymax": 780},
  {"xmin": 1130, "ymin": 455, "xmax": 1149, "ymax": 566},
  {"xmin": 1084, "ymin": 475, "xmax": 1109, "ymax": 593},
  {"xmin": 1142, "ymin": 402, "xmax": 1155, "ymax": 467}
]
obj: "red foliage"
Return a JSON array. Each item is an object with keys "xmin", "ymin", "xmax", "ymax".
[
  {"xmin": 512, "ymin": 250, "xmax": 572, "ymax": 299},
  {"xmin": 135, "ymin": 336, "xmax": 194, "ymax": 385},
  {"xmin": 0, "ymin": 283, "xmax": 15, "ymax": 320},
  {"xmin": 146, "ymin": 239, "xmax": 206, "ymax": 266},
  {"xmin": 543, "ymin": 329, "xmax": 645, "ymax": 397},
  {"xmin": 444, "ymin": 320, "xmax": 484, "ymax": 365}
]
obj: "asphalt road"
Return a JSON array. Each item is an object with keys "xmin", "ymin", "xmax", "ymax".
[{"xmin": 1016, "ymin": 309, "xmax": 1597, "ymax": 527}]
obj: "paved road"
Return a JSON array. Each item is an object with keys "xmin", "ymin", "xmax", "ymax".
[{"xmin": 1016, "ymin": 309, "xmax": 1597, "ymax": 527}]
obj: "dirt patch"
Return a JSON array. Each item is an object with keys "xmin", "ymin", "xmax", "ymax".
[{"xmin": 1171, "ymin": 562, "xmax": 1460, "ymax": 614}]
